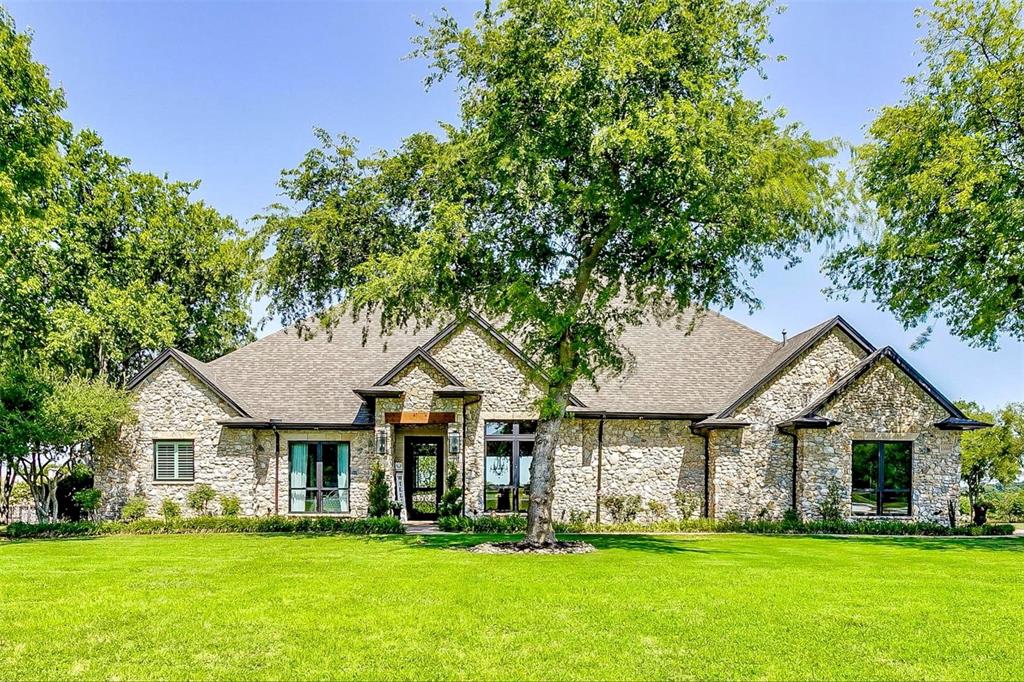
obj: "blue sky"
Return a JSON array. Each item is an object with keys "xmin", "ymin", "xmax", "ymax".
[{"xmin": 6, "ymin": 0, "xmax": 1022, "ymax": 407}]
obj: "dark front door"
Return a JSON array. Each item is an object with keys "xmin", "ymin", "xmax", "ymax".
[{"xmin": 404, "ymin": 437, "xmax": 443, "ymax": 520}]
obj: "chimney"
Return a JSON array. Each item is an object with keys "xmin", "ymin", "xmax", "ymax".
[{"xmin": 781, "ymin": 329, "xmax": 788, "ymax": 345}]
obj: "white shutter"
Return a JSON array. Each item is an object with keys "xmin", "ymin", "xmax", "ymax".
[{"xmin": 175, "ymin": 441, "xmax": 194, "ymax": 480}]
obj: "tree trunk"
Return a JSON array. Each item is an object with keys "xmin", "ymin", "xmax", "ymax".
[
  {"xmin": 522, "ymin": 392, "xmax": 569, "ymax": 547},
  {"xmin": 972, "ymin": 503, "xmax": 988, "ymax": 526}
]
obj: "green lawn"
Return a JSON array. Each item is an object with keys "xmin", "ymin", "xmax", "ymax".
[{"xmin": 2, "ymin": 533, "xmax": 1022, "ymax": 680}]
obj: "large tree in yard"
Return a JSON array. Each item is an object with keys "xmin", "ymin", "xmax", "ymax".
[
  {"xmin": 261, "ymin": 0, "xmax": 849, "ymax": 545},
  {"xmin": 826, "ymin": 0, "xmax": 1023, "ymax": 349}
]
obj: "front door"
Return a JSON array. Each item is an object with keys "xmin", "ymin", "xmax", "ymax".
[{"xmin": 404, "ymin": 437, "xmax": 443, "ymax": 520}]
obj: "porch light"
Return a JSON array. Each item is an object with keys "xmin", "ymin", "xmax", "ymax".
[
  {"xmin": 448, "ymin": 429, "xmax": 460, "ymax": 455},
  {"xmin": 375, "ymin": 428, "xmax": 388, "ymax": 456}
]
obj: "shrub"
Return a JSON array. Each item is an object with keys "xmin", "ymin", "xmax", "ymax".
[
  {"xmin": 565, "ymin": 509, "xmax": 590, "ymax": 532},
  {"xmin": 367, "ymin": 461, "xmax": 392, "ymax": 518},
  {"xmin": 2, "ymin": 515, "xmax": 406, "ymax": 539},
  {"xmin": 161, "ymin": 498, "xmax": 181, "ymax": 520},
  {"xmin": 186, "ymin": 484, "xmax": 217, "ymax": 515},
  {"xmin": 647, "ymin": 500, "xmax": 667, "ymax": 520},
  {"xmin": 219, "ymin": 494, "xmax": 241, "ymax": 517},
  {"xmin": 72, "ymin": 489, "xmax": 103, "ymax": 521},
  {"xmin": 818, "ymin": 480, "xmax": 844, "ymax": 522},
  {"xmin": 782, "ymin": 507, "xmax": 800, "ymax": 526},
  {"xmin": 673, "ymin": 491, "xmax": 701, "ymax": 519},
  {"xmin": 121, "ymin": 496, "xmax": 148, "ymax": 521},
  {"xmin": 437, "ymin": 515, "xmax": 474, "ymax": 532},
  {"xmin": 602, "ymin": 494, "xmax": 642, "ymax": 523},
  {"xmin": 438, "ymin": 468, "xmax": 463, "ymax": 518}
]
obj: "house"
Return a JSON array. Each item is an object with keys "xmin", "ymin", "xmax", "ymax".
[{"xmin": 96, "ymin": 309, "xmax": 987, "ymax": 525}]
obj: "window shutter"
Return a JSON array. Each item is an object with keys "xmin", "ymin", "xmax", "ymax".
[
  {"xmin": 154, "ymin": 440, "xmax": 194, "ymax": 481},
  {"xmin": 155, "ymin": 442, "xmax": 177, "ymax": 479},
  {"xmin": 175, "ymin": 441, "xmax": 194, "ymax": 480}
]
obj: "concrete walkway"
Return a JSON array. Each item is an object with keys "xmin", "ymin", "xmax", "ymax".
[{"xmin": 404, "ymin": 520, "xmax": 445, "ymax": 535}]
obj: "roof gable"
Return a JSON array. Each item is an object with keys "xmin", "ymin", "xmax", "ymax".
[
  {"xmin": 126, "ymin": 348, "xmax": 252, "ymax": 417},
  {"xmin": 374, "ymin": 347, "xmax": 464, "ymax": 387},
  {"xmin": 781, "ymin": 346, "xmax": 987, "ymax": 430},
  {"xmin": 717, "ymin": 316, "xmax": 874, "ymax": 418}
]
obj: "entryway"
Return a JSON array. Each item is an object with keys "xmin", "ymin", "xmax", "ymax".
[{"xmin": 404, "ymin": 436, "xmax": 443, "ymax": 520}]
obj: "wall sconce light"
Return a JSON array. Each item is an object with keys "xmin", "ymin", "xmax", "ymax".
[
  {"xmin": 375, "ymin": 428, "xmax": 388, "ymax": 456},
  {"xmin": 448, "ymin": 429, "xmax": 460, "ymax": 455}
]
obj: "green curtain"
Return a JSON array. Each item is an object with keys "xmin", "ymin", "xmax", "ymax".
[{"xmin": 289, "ymin": 442, "xmax": 308, "ymax": 513}]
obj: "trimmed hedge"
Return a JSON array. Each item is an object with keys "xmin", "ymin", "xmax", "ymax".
[
  {"xmin": 438, "ymin": 514, "xmax": 1016, "ymax": 537},
  {"xmin": 3, "ymin": 515, "xmax": 405, "ymax": 539}
]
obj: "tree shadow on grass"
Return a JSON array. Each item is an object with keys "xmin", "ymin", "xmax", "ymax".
[
  {"xmin": 405, "ymin": 533, "xmax": 716, "ymax": 555},
  {"xmin": 801, "ymin": 534, "xmax": 1024, "ymax": 553}
]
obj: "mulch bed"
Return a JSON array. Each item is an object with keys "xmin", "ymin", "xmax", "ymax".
[{"xmin": 468, "ymin": 540, "xmax": 596, "ymax": 555}]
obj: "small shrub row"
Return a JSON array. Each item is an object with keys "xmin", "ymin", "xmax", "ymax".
[
  {"xmin": 438, "ymin": 514, "xmax": 528, "ymax": 533},
  {"xmin": 3, "ymin": 515, "xmax": 405, "ymax": 539},
  {"xmin": 438, "ymin": 514, "xmax": 1015, "ymax": 537}
]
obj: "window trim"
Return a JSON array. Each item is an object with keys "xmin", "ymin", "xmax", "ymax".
[
  {"xmin": 288, "ymin": 440, "xmax": 351, "ymax": 514},
  {"xmin": 484, "ymin": 420, "xmax": 536, "ymax": 513},
  {"xmin": 851, "ymin": 440, "xmax": 913, "ymax": 517},
  {"xmin": 153, "ymin": 439, "xmax": 195, "ymax": 482}
]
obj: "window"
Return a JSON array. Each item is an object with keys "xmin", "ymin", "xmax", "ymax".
[
  {"xmin": 154, "ymin": 440, "xmax": 194, "ymax": 481},
  {"xmin": 484, "ymin": 420, "xmax": 536, "ymax": 512},
  {"xmin": 289, "ymin": 442, "xmax": 350, "ymax": 513},
  {"xmin": 852, "ymin": 441, "xmax": 912, "ymax": 516}
]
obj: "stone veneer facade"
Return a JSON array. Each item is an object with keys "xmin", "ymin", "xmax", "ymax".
[{"xmin": 98, "ymin": 321, "xmax": 963, "ymax": 525}]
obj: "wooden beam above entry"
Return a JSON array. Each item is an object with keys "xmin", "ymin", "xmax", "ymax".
[{"xmin": 384, "ymin": 411, "xmax": 456, "ymax": 425}]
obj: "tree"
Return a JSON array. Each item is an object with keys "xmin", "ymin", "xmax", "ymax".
[
  {"xmin": 958, "ymin": 401, "xmax": 1024, "ymax": 524},
  {"xmin": 0, "ymin": 12, "xmax": 261, "ymax": 384},
  {"xmin": 0, "ymin": 361, "xmax": 134, "ymax": 522},
  {"xmin": 261, "ymin": 0, "xmax": 848, "ymax": 545},
  {"xmin": 826, "ymin": 0, "xmax": 1024, "ymax": 349}
]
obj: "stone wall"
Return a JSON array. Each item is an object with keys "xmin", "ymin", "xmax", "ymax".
[
  {"xmin": 711, "ymin": 329, "xmax": 867, "ymax": 519},
  {"xmin": 798, "ymin": 357, "xmax": 959, "ymax": 524},
  {"xmin": 96, "ymin": 358, "xmax": 276, "ymax": 518}
]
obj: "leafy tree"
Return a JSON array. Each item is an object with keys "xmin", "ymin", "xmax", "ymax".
[
  {"xmin": 0, "ymin": 12, "xmax": 261, "ymax": 383},
  {"xmin": 261, "ymin": 0, "xmax": 848, "ymax": 545},
  {"xmin": 827, "ymin": 0, "xmax": 1024, "ymax": 348},
  {"xmin": 0, "ymin": 361, "xmax": 134, "ymax": 522},
  {"xmin": 957, "ymin": 401, "xmax": 1024, "ymax": 524}
]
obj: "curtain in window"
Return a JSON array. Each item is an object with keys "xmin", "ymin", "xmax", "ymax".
[{"xmin": 289, "ymin": 442, "xmax": 308, "ymax": 513}]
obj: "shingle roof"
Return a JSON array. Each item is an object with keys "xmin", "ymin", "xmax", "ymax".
[
  {"xmin": 126, "ymin": 348, "xmax": 255, "ymax": 417},
  {"xmin": 569, "ymin": 310, "xmax": 780, "ymax": 414},
  {"xmin": 129, "ymin": 309, "xmax": 867, "ymax": 424}
]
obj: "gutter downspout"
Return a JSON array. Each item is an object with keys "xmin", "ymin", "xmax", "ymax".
[
  {"xmin": 790, "ymin": 430, "xmax": 799, "ymax": 514},
  {"xmin": 595, "ymin": 416, "xmax": 605, "ymax": 524},
  {"xmin": 272, "ymin": 424, "xmax": 281, "ymax": 515},
  {"xmin": 461, "ymin": 399, "xmax": 468, "ymax": 516},
  {"xmin": 701, "ymin": 431, "xmax": 710, "ymax": 518}
]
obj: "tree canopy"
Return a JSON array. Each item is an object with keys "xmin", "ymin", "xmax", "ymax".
[
  {"xmin": 0, "ymin": 10, "xmax": 261, "ymax": 384},
  {"xmin": 957, "ymin": 400, "xmax": 1024, "ymax": 524},
  {"xmin": 262, "ymin": 0, "xmax": 848, "ymax": 544},
  {"xmin": 826, "ymin": 0, "xmax": 1023, "ymax": 349}
]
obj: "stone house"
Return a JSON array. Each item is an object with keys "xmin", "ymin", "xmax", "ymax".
[{"xmin": 97, "ymin": 310, "xmax": 986, "ymax": 525}]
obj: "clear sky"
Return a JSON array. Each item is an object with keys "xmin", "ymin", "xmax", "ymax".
[{"xmin": 6, "ymin": 0, "xmax": 1022, "ymax": 407}]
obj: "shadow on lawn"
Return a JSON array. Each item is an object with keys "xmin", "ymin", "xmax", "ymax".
[
  {"xmin": 406, "ymin": 533, "xmax": 714, "ymax": 555},
  {"xmin": 802, "ymin": 534, "xmax": 1024, "ymax": 553}
]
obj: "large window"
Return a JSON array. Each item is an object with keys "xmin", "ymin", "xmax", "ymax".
[
  {"xmin": 289, "ymin": 442, "xmax": 350, "ymax": 513},
  {"xmin": 154, "ymin": 440, "xmax": 194, "ymax": 481},
  {"xmin": 852, "ymin": 441, "xmax": 912, "ymax": 516},
  {"xmin": 484, "ymin": 420, "xmax": 535, "ymax": 513}
]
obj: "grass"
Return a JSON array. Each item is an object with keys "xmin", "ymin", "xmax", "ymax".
[{"xmin": 2, "ymin": 533, "xmax": 1022, "ymax": 680}]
